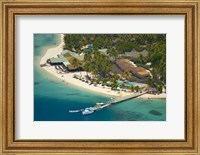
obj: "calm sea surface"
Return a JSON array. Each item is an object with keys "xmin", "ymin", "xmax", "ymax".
[{"xmin": 34, "ymin": 34, "xmax": 166, "ymax": 121}]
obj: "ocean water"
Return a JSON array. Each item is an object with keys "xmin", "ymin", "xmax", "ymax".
[{"xmin": 34, "ymin": 34, "xmax": 166, "ymax": 121}]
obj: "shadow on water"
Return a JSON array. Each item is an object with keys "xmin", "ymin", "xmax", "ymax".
[
  {"xmin": 34, "ymin": 45, "xmax": 41, "ymax": 48},
  {"xmin": 115, "ymin": 111, "xmax": 147, "ymax": 121},
  {"xmin": 34, "ymin": 82, "xmax": 40, "ymax": 85},
  {"xmin": 149, "ymin": 110, "xmax": 162, "ymax": 116},
  {"xmin": 65, "ymin": 93, "xmax": 81, "ymax": 96},
  {"xmin": 49, "ymin": 80, "xmax": 59, "ymax": 83}
]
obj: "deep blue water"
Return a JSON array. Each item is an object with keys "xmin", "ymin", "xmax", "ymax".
[{"xmin": 34, "ymin": 34, "xmax": 166, "ymax": 121}]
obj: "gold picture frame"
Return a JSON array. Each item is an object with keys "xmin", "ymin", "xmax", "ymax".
[{"xmin": 0, "ymin": 0, "xmax": 200, "ymax": 154}]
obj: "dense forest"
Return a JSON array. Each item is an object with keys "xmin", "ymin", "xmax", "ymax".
[{"xmin": 63, "ymin": 34, "xmax": 166, "ymax": 92}]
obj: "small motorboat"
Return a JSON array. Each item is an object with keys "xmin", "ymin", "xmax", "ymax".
[{"xmin": 82, "ymin": 107, "xmax": 94, "ymax": 115}]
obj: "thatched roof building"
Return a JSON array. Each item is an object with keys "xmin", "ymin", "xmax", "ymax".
[
  {"xmin": 120, "ymin": 49, "xmax": 148, "ymax": 58},
  {"xmin": 115, "ymin": 59, "xmax": 149, "ymax": 79}
]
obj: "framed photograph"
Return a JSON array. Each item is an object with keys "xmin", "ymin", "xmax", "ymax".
[{"xmin": 0, "ymin": 0, "xmax": 200, "ymax": 154}]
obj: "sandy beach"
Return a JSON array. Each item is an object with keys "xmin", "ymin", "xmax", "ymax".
[
  {"xmin": 40, "ymin": 34, "xmax": 65, "ymax": 65},
  {"xmin": 139, "ymin": 93, "xmax": 166, "ymax": 99},
  {"xmin": 40, "ymin": 34, "xmax": 126, "ymax": 97},
  {"xmin": 40, "ymin": 34, "xmax": 166, "ymax": 98}
]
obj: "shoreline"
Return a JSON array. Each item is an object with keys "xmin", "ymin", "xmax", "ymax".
[
  {"xmin": 40, "ymin": 34, "xmax": 65, "ymax": 65},
  {"xmin": 39, "ymin": 34, "xmax": 166, "ymax": 98},
  {"xmin": 139, "ymin": 93, "xmax": 166, "ymax": 99}
]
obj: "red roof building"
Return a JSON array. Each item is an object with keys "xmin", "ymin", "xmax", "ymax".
[{"xmin": 115, "ymin": 59, "xmax": 149, "ymax": 79}]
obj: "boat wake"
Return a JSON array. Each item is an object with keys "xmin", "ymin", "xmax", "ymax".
[{"xmin": 69, "ymin": 109, "xmax": 84, "ymax": 113}]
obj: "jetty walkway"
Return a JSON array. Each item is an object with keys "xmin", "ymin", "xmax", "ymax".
[
  {"xmin": 102, "ymin": 91, "xmax": 147, "ymax": 108},
  {"xmin": 69, "ymin": 91, "xmax": 147, "ymax": 114}
]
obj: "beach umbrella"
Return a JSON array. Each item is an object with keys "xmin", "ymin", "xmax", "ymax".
[
  {"xmin": 117, "ymin": 86, "xmax": 121, "ymax": 93},
  {"xmin": 119, "ymin": 92, "xmax": 123, "ymax": 97}
]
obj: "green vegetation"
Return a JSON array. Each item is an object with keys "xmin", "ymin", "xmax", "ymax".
[
  {"xmin": 71, "ymin": 58, "xmax": 79, "ymax": 69},
  {"xmin": 131, "ymin": 36, "xmax": 166, "ymax": 92},
  {"xmin": 130, "ymin": 85, "xmax": 141, "ymax": 92},
  {"xmin": 116, "ymin": 42, "xmax": 142, "ymax": 53},
  {"xmin": 70, "ymin": 58, "xmax": 82, "ymax": 76},
  {"xmin": 83, "ymin": 51, "xmax": 113, "ymax": 78},
  {"xmin": 123, "ymin": 70, "xmax": 132, "ymax": 80},
  {"xmin": 63, "ymin": 34, "xmax": 166, "ymax": 92},
  {"xmin": 63, "ymin": 34, "xmax": 164, "ymax": 53},
  {"xmin": 64, "ymin": 53, "xmax": 83, "ymax": 70},
  {"xmin": 107, "ymin": 47, "xmax": 118, "ymax": 61}
]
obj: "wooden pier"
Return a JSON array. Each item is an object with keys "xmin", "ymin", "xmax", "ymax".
[
  {"xmin": 69, "ymin": 91, "xmax": 147, "ymax": 114},
  {"xmin": 101, "ymin": 91, "xmax": 147, "ymax": 108}
]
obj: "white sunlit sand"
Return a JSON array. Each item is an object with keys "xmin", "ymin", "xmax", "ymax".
[
  {"xmin": 139, "ymin": 93, "xmax": 166, "ymax": 99},
  {"xmin": 42, "ymin": 69, "xmax": 130, "ymax": 97},
  {"xmin": 40, "ymin": 34, "xmax": 166, "ymax": 98},
  {"xmin": 40, "ymin": 34, "xmax": 65, "ymax": 65},
  {"xmin": 40, "ymin": 34, "xmax": 126, "ymax": 97}
]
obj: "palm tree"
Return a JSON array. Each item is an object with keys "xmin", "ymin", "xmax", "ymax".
[
  {"xmin": 71, "ymin": 58, "xmax": 82, "ymax": 77},
  {"xmin": 147, "ymin": 76, "xmax": 154, "ymax": 87},
  {"xmin": 135, "ymin": 86, "xmax": 140, "ymax": 92},
  {"xmin": 130, "ymin": 85, "xmax": 135, "ymax": 92},
  {"xmin": 123, "ymin": 70, "xmax": 132, "ymax": 80},
  {"xmin": 139, "ymin": 54, "xmax": 145, "ymax": 63},
  {"xmin": 111, "ymin": 80, "xmax": 118, "ymax": 90},
  {"xmin": 120, "ymin": 83, "xmax": 126, "ymax": 90},
  {"xmin": 113, "ymin": 73, "xmax": 120, "ymax": 81},
  {"xmin": 92, "ymin": 51, "xmax": 113, "ymax": 78},
  {"xmin": 84, "ymin": 52, "xmax": 92, "ymax": 62},
  {"xmin": 107, "ymin": 47, "xmax": 118, "ymax": 61},
  {"xmin": 83, "ymin": 52, "xmax": 92, "ymax": 78},
  {"xmin": 83, "ymin": 63, "xmax": 90, "ymax": 78}
]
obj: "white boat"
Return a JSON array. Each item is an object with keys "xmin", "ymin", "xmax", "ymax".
[
  {"xmin": 82, "ymin": 108, "xmax": 94, "ymax": 115},
  {"xmin": 69, "ymin": 110, "xmax": 80, "ymax": 113}
]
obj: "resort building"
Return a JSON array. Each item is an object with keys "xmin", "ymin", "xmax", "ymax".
[
  {"xmin": 47, "ymin": 50, "xmax": 84, "ymax": 71},
  {"xmin": 115, "ymin": 59, "xmax": 150, "ymax": 79},
  {"xmin": 62, "ymin": 49, "xmax": 84, "ymax": 62},
  {"xmin": 120, "ymin": 49, "xmax": 148, "ymax": 58},
  {"xmin": 47, "ymin": 54, "xmax": 68, "ymax": 65},
  {"xmin": 98, "ymin": 48, "xmax": 108, "ymax": 55}
]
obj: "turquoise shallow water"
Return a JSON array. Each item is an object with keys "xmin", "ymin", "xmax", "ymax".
[{"xmin": 34, "ymin": 34, "xmax": 166, "ymax": 121}]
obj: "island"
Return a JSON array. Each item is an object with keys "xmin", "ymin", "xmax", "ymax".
[{"xmin": 40, "ymin": 34, "xmax": 166, "ymax": 99}]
